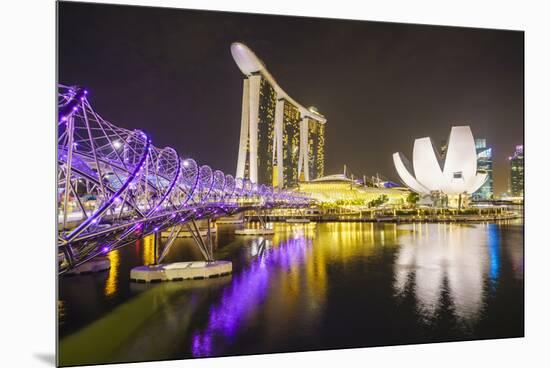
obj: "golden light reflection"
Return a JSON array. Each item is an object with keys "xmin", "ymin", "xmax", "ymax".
[
  {"xmin": 104, "ymin": 249, "xmax": 120, "ymax": 298},
  {"xmin": 264, "ymin": 222, "xmax": 406, "ymax": 332},
  {"xmin": 190, "ymin": 220, "xmax": 520, "ymax": 350},
  {"xmin": 266, "ymin": 223, "xmax": 326, "ymax": 329},
  {"xmin": 58, "ymin": 300, "xmax": 66, "ymax": 326},
  {"xmin": 142, "ymin": 234, "xmax": 155, "ymax": 266}
]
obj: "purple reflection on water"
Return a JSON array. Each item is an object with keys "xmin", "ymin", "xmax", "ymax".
[
  {"xmin": 192, "ymin": 334, "xmax": 212, "ymax": 357},
  {"xmin": 191, "ymin": 234, "xmax": 311, "ymax": 357}
]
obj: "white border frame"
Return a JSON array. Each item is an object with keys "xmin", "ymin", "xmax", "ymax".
[{"xmin": 2, "ymin": 1, "xmax": 547, "ymax": 367}]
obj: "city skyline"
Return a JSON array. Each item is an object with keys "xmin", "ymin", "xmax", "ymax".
[{"xmin": 58, "ymin": 2, "xmax": 523, "ymax": 194}]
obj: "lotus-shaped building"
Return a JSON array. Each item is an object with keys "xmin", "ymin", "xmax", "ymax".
[{"xmin": 392, "ymin": 126, "xmax": 487, "ymax": 199}]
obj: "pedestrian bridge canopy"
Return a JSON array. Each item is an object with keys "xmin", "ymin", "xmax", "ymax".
[{"xmin": 57, "ymin": 85, "xmax": 311, "ymax": 274}]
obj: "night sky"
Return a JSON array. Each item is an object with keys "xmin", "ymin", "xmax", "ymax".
[{"xmin": 58, "ymin": 1, "xmax": 523, "ymax": 195}]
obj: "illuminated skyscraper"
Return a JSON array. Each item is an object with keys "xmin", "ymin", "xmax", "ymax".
[
  {"xmin": 304, "ymin": 112, "xmax": 326, "ymax": 182},
  {"xmin": 472, "ymin": 138, "xmax": 493, "ymax": 200},
  {"xmin": 509, "ymin": 145, "xmax": 524, "ymax": 197},
  {"xmin": 232, "ymin": 42, "xmax": 326, "ymax": 188}
]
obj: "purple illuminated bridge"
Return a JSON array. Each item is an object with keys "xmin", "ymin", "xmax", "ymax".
[{"xmin": 58, "ymin": 85, "xmax": 312, "ymax": 274}]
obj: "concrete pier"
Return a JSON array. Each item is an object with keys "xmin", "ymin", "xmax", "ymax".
[
  {"xmin": 130, "ymin": 260, "xmax": 232, "ymax": 283},
  {"xmin": 65, "ymin": 257, "xmax": 111, "ymax": 275},
  {"xmin": 235, "ymin": 228, "xmax": 275, "ymax": 235}
]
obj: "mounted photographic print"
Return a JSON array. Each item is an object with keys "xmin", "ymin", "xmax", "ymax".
[{"xmin": 57, "ymin": 1, "xmax": 524, "ymax": 366}]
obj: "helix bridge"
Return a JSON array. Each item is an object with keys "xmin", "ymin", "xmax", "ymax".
[{"xmin": 57, "ymin": 85, "xmax": 311, "ymax": 275}]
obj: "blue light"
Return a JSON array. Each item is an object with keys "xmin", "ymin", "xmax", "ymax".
[{"xmin": 487, "ymin": 224, "xmax": 500, "ymax": 286}]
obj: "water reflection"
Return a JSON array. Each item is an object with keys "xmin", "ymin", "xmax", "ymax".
[
  {"xmin": 142, "ymin": 234, "xmax": 155, "ymax": 266},
  {"xmin": 59, "ymin": 221, "xmax": 523, "ymax": 364},
  {"xmin": 192, "ymin": 226, "xmax": 316, "ymax": 357},
  {"xmin": 58, "ymin": 300, "xmax": 66, "ymax": 327},
  {"xmin": 190, "ymin": 222, "xmax": 404, "ymax": 357},
  {"xmin": 487, "ymin": 224, "xmax": 501, "ymax": 288},
  {"xmin": 394, "ymin": 223, "xmax": 498, "ymax": 325},
  {"xmin": 104, "ymin": 249, "xmax": 120, "ymax": 297}
]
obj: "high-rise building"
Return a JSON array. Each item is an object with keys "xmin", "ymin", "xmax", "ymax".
[
  {"xmin": 509, "ymin": 145, "xmax": 524, "ymax": 197},
  {"xmin": 305, "ymin": 114, "xmax": 325, "ymax": 181},
  {"xmin": 232, "ymin": 42, "xmax": 326, "ymax": 188},
  {"xmin": 439, "ymin": 139, "xmax": 448, "ymax": 157},
  {"xmin": 472, "ymin": 138, "xmax": 493, "ymax": 200}
]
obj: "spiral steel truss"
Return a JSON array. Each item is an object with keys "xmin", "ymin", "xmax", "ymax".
[{"xmin": 57, "ymin": 85, "xmax": 311, "ymax": 274}]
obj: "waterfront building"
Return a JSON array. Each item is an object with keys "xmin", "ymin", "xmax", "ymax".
[
  {"xmin": 296, "ymin": 174, "xmax": 409, "ymax": 205},
  {"xmin": 472, "ymin": 138, "xmax": 494, "ymax": 200},
  {"xmin": 509, "ymin": 144, "xmax": 524, "ymax": 197},
  {"xmin": 392, "ymin": 125, "xmax": 487, "ymax": 207},
  {"xmin": 232, "ymin": 42, "xmax": 326, "ymax": 189}
]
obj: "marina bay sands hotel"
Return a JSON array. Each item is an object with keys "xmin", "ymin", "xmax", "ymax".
[{"xmin": 231, "ymin": 42, "xmax": 327, "ymax": 189}]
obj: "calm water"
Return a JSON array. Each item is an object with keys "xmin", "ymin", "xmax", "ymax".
[{"xmin": 58, "ymin": 220, "xmax": 524, "ymax": 366}]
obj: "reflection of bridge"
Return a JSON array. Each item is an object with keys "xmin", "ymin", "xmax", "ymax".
[{"xmin": 58, "ymin": 85, "xmax": 311, "ymax": 274}]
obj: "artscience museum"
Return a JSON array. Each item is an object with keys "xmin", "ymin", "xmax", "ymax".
[{"xmin": 393, "ymin": 126, "xmax": 487, "ymax": 208}]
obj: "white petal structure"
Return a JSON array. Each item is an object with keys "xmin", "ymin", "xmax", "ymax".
[
  {"xmin": 393, "ymin": 152, "xmax": 430, "ymax": 194},
  {"xmin": 413, "ymin": 137, "xmax": 445, "ymax": 191},
  {"xmin": 393, "ymin": 126, "xmax": 487, "ymax": 195}
]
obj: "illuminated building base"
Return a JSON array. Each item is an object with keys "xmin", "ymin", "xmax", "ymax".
[
  {"xmin": 130, "ymin": 261, "xmax": 232, "ymax": 283},
  {"xmin": 446, "ymin": 194, "xmax": 470, "ymax": 209},
  {"xmin": 296, "ymin": 174, "xmax": 409, "ymax": 205},
  {"xmin": 422, "ymin": 192, "xmax": 471, "ymax": 209},
  {"xmin": 65, "ymin": 256, "xmax": 110, "ymax": 275}
]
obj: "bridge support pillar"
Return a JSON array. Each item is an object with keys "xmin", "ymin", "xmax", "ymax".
[
  {"xmin": 216, "ymin": 212, "xmax": 244, "ymax": 224},
  {"xmin": 129, "ymin": 218, "xmax": 233, "ymax": 283},
  {"xmin": 235, "ymin": 209, "xmax": 274, "ymax": 235},
  {"xmin": 161, "ymin": 220, "xmax": 216, "ymax": 238}
]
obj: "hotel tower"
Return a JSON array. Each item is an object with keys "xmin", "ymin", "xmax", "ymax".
[{"xmin": 231, "ymin": 42, "xmax": 326, "ymax": 189}]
